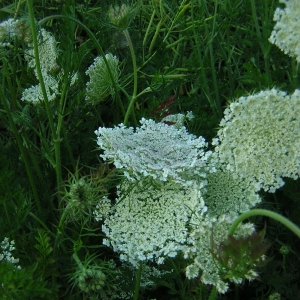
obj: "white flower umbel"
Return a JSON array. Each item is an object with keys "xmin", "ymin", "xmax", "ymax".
[
  {"xmin": 93, "ymin": 196, "xmax": 112, "ymax": 222},
  {"xmin": 21, "ymin": 72, "xmax": 59, "ymax": 102},
  {"xmin": 269, "ymin": 0, "xmax": 300, "ymax": 62},
  {"xmin": 204, "ymin": 163, "xmax": 261, "ymax": 218},
  {"xmin": 85, "ymin": 53, "xmax": 120, "ymax": 104},
  {"xmin": 25, "ymin": 28, "xmax": 59, "ymax": 73},
  {"xmin": 212, "ymin": 89, "xmax": 300, "ymax": 193},
  {"xmin": 100, "ymin": 180, "xmax": 207, "ymax": 267},
  {"xmin": 95, "ymin": 118, "xmax": 215, "ymax": 186},
  {"xmin": 185, "ymin": 215, "xmax": 255, "ymax": 294},
  {"xmin": 161, "ymin": 111, "xmax": 194, "ymax": 128},
  {"xmin": 0, "ymin": 237, "xmax": 21, "ymax": 269},
  {"xmin": 0, "ymin": 18, "xmax": 19, "ymax": 47}
]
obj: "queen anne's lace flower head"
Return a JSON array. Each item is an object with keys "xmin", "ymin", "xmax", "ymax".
[
  {"xmin": 204, "ymin": 163, "xmax": 261, "ymax": 217},
  {"xmin": 212, "ymin": 89, "xmax": 300, "ymax": 192},
  {"xmin": 161, "ymin": 111, "xmax": 194, "ymax": 128},
  {"xmin": 25, "ymin": 28, "xmax": 59, "ymax": 73},
  {"xmin": 269, "ymin": 0, "xmax": 300, "ymax": 62},
  {"xmin": 184, "ymin": 215, "xmax": 255, "ymax": 294},
  {"xmin": 21, "ymin": 72, "xmax": 59, "ymax": 102},
  {"xmin": 0, "ymin": 18, "xmax": 19, "ymax": 47},
  {"xmin": 99, "ymin": 180, "xmax": 207, "ymax": 267},
  {"xmin": 95, "ymin": 118, "xmax": 216, "ymax": 187},
  {"xmin": 85, "ymin": 53, "xmax": 119, "ymax": 104},
  {"xmin": 0, "ymin": 237, "xmax": 21, "ymax": 269}
]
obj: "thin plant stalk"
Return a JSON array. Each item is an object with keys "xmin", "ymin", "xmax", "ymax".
[
  {"xmin": 0, "ymin": 88, "xmax": 42, "ymax": 213},
  {"xmin": 208, "ymin": 286, "xmax": 217, "ymax": 300},
  {"xmin": 229, "ymin": 209, "xmax": 300, "ymax": 239},
  {"xmin": 123, "ymin": 29, "xmax": 138, "ymax": 126},
  {"xmin": 133, "ymin": 262, "xmax": 143, "ymax": 300},
  {"xmin": 26, "ymin": 0, "xmax": 63, "ymax": 200}
]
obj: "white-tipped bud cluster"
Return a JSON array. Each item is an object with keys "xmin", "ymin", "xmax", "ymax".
[
  {"xmin": 85, "ymin": 53, "xmax": 119, "ymax": 104},
  {"xmin": 269, "ymin": 0, "xmax": 300, "ymax": 62},
  {"xmin": 108, "ymin": 4, "xmax": 133, "ymax": 30},
  {"xmin": 212, "ymin": 89, "xmax": 300, "ymax": 192}
]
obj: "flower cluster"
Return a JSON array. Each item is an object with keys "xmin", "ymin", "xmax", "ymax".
[
  {"xmin": 0, "ymin": 18, "xmax": 19, "ymax": 47},
  {"xmin": 203, "ymin": 164, "xmax": 261, "ymax": 218},
  {"xmin": 0, "ymin": 237, "xmax": 21, "ymax": 269},
  {"xmin": 161, "ymin": 111, "xmax": 194, "ymax": 128},
  {"xmin": 64, "ymin": 176, "xmax": 106, "ymax": 224},
  {"xmin": 269, "ymin": 0, "xmax": 300, "ymax": 62},
  {"xmin": 100, "ymin": 180, "xmax": 207, "ymax": 267},
  {"xmin": 212, "ymin": 89, "xmax": 300, "ymax": 192},
  {"xmin": 25, "ymin": 28, "xmax": 59, "ymax": 73},
  {"xmin": 184, "ymin": 215, "xmax": 255, "ymax": 294},
  {"xmin": 93, "ymin": 196, "xmax": 112, "ymax": 222},
  {"xmin": 85, "ymin": 53, "xmax": 120, "ymax": 104},
  {"xmin": 95, "ymin": 118, "xmax": 216, "ymax": 186},
  {"xmin": 108, "ymin": 4, "xmax": 134, "ymax": 30}
]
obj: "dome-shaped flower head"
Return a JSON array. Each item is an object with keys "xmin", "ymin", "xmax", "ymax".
[
  {"xmin": 95, "ymin": 118, "xmax": 216, "ymax": 187},
  {"xmin": 85, "ymin": 53, "xmax": 120, "ymax": 104},
  {"xmin": 212, "ymin": 89, "xmax": 300, "ymax": 192},
  {"xmin": 269, "ymin": 0, "xmax": 300, "ymax": 62},
  {"xmin": 99, "ymin": 180, "xmax": 207, "ymax": 267}
]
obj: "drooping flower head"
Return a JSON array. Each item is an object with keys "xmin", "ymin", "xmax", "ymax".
[
  {"xmin": 212, "ymin": 89, "xmax": 300, "ymax": 192},
  {"xmin": 269, "ymin": 0, "xmax": 300, "ymax": 62},
  {"xmin": 95, "ymin": 118, "xmax": 216, "ymax": 187},
  {"xmin": 85, "ymin": 53, "xmax": 120, "ymax": 104}
]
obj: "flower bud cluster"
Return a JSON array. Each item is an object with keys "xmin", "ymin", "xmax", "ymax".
[
  {"xmin": 76, "ymin": 266, "xmax": 106, "ymax": 293},
  {"xmin": 108, "ymin": 4, "xmax": 133, "ymax": 30},
  {"xmin": 269, "ymin": 0, "xmax": 300, "ymax": 62},
  {"xmin": 85, "ymin": 53, "xmax": 120, "ymax": 104},
  {"xmin": 0, "ymin": 237, "xmax": 21, "ymax": 269},
  {"xmin": 64, "ymin": 176, "xmax": 106, "ymax": 224},
  {"xmin": 212, "ymin": 89, "xmax": 300, "ymax": 192}
]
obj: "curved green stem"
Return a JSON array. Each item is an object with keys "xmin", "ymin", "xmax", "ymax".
[
  {"xmin": 38, "ymin": 15, "xmax": 125, "ymax": 117},
  {"xmin": 229, "ymin": 209, "xmax": 300, "ymax": 239}
]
